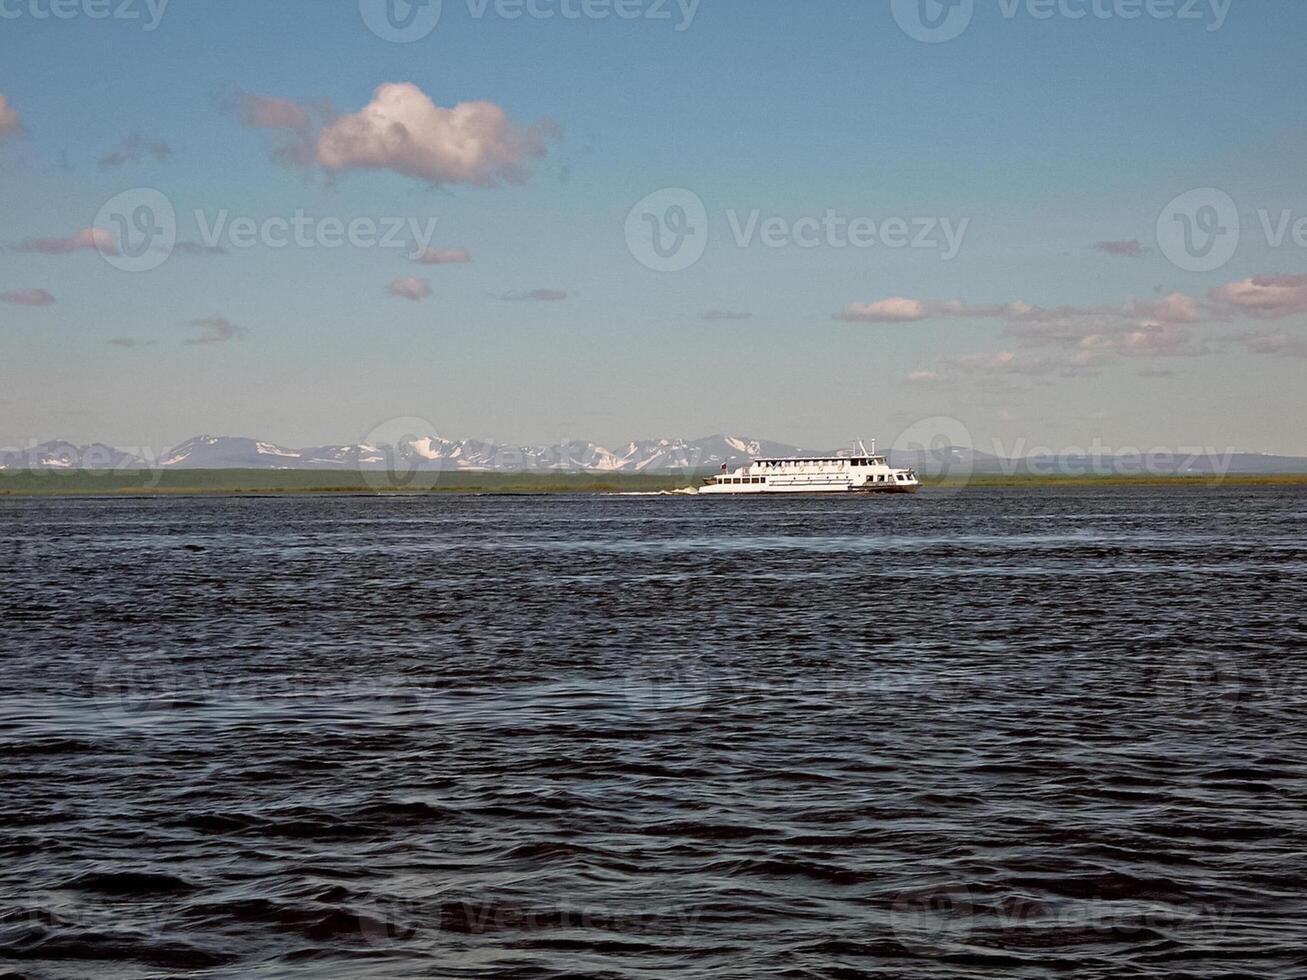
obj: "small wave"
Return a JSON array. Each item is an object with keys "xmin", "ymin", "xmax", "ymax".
[{"xmin": 58, "ymin": 871, "xmax": 197, "ymax": 896}]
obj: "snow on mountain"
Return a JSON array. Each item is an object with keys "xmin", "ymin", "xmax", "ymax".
[
  {"xmin": 0, "ymin": 441, "xmax": 147, "ymax": 471},
  {"xmin": 10, "ymin": 433, "xmax": 1307, "ymax": 474},
  {"xmin": 69, "ymin": 433, "xmax": 812, "ymax": 473},
  {"xmin": 162, "ymin": 436, "xmax": 308, "ymax": 469}
]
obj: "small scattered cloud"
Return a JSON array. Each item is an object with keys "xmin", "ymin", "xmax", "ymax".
[
  {"xmin": 0, "ymin": 92, "xmax": 20, "ymax": 139},
  {"xmin": 834, "ymin": 297, "xmax": 929, "ymax": 323},
  {"xmin": 387, "ymin": 276, "xmax": 432, "ymax": 301},
  {"xmin": 0, "ymin": 288, "xmax": 54, "ymax": 306},
  {"xmin": 221, "ymin": 90, "xmax": 322, "ymax": 168},
  {"xmin": 700, "ymin": 309, "xmax": 752, "ymax": 321},
  {"xmin": 1130, "ymin": 292, "xmax": 1200, "ymax": 324},
  {"xmin": 228, "ymin": 92, "xmax": 314, "ymax": 131},
  {"xmin": 16, "ymin": 228, "xmax": 116, "ymax": 255},
  {"xmin": 173, "ymin": 241, "xmax": 229, "ymax": 257},
  {"xmin": 412, "ymin": 247, "xmax": 470, "ymax": 265},
  {"xmin": 499, "ymin": 288, "xmax": 568, "ymax": 302},
  {"xmin": 835, "ymin": 293, "xmax": 1199, "ymax": 330},
  {"xmin": 951, "ymin": 351, "xmax": 1051, "ymax": 376},
  {"xmin": 185, "ymin": 314, "xmax": 243, "ymax": 345},
  {"xmin": 108, "ymin": 337, "xmax": 156, "ymax": 349},
  {"xmin": 836, "ymin": 270, "xmax": 1307, "ymax": 383},
  {"xmin": 98, "ymin": 133, "xmax": 173, "ymax": 170},
  {"xmin": 1092, "ymin": 239, "xmax": 1148, "ymax": 257},
  {"xmin": 1074, "ymin": 322, "xmax": 1211, "ymax": 358},
  {"xmin": 1208, "ymin": 274, "xmax": 1307, "ymax": 320},
  {"xmin": 1239, "ymin": 331, "xmax": 1307, "ymax": 358}
]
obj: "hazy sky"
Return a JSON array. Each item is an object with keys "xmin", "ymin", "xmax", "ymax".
[{"xmin": 2, "ymin": 0, "xmax": 1306, "ymax": 455}]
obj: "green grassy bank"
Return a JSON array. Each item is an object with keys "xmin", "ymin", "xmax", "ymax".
[{"xmin": 2, "ymin": 469, "xmax": 1307, "ymax": 496}]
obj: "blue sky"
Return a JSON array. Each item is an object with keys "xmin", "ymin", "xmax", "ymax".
[{"xmin": 2, "ymin": 0, "xmax": 1307, "ymax": 454}]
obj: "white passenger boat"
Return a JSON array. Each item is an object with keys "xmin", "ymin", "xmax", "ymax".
[{"xmin": 699, "ymin": 441, "xmax": 920, "ymax": 495}]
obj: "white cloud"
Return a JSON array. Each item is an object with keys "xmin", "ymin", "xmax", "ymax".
[
  {"xmin": 1209, "ymin": 274, "xmax": 1307, "ymax": 320},
  {"xmin": 317, "ymin": 83, "xmax": 548, "ymax": 187}
]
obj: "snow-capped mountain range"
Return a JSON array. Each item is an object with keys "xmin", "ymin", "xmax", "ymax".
[
  {"xmin": 0, "ymin": 434, "xmax": 812, "ymax": 473},
  {"xmin": 5, "ymin": 434, "xmax": 1307, "ymax": 475}
]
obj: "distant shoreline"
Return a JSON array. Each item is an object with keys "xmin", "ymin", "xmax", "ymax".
[{"xmin": 3, "ymin": 470, "xmax": 1307, "ymax": 496}]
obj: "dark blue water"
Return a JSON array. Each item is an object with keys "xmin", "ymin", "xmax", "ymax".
[{"xmin": 2, "ymin": 488, "xmax": 1305, "ymax": 978}]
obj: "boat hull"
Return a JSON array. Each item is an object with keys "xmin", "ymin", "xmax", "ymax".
[{"xmin": 699, "ymin": 483, "xmax": 920, "ymax": 495}]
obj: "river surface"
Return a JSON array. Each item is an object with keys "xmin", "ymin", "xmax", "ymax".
[{"xmin": 1, "ymin": 488, "xmax": 1305, "ymax": 978}]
